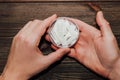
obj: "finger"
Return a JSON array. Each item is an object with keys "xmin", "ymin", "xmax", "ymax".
[
  {"xmin": 34, "ymin": 14, "xmax": 57, "ymax": 45},
  {"xmin": 17, "ymin": 21, "xmax": 33, "ymax": 35},
  {"xmin": 30, "ymin": 19, "xmax": 42, "ymax": 28},
  {"xmin": 44, "ymin": 48, "xmax": 70, "ymax": 65},
  {"xmin": 28, "ymin": 14, "xmax": 57, "ymax": 45},
  {"xmin": 96, "ymin": 11, "xmax": 114, "ymax": 37},
  {"xmin": 68, "ymin": 18, "xmax": 101, "ymax": 38},
  {"xmin": 45, "ymin": 34, "xmax": 59, "ymax": 50},
  {"xmin": 26, "ymin": 19, "xmax": 42, "ymax": 33},
  {"xmin": 46, "ymin": 28, "xmax": 49, "ymax": 33},
  {"xmin": 27, "ymin": 14, "xmax": 56, "ymax": 39},
  {"xmin": 45, "ymin": 34, "xmax": 51, "ymax": 42},
  {"xmin": 51, "ymin": 44, "xmax": 58, "ymax": 50},
  {"xmin": 19, "ymin": 20, "xmax": 42, "ymax": 38},
  {"xmin": 68, "ymin": 48, "xmax": 76, "ymax": 58},
  {"xmin": 39, "ymin": 14, "xmax": 57, "ymax": 38}
]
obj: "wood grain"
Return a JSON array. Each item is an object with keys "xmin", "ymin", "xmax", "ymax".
[
  {"xmin": 0, "ymin": 0, "xmax": 120, "ymax": 3},
  {"xmin": 0, "ymin": 1, "xmax": 120, "ymax": 80}
]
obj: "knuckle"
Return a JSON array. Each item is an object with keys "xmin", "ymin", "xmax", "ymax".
[
  {"xmin": 23, "ymin": 38, "xmax": 31, "ymax": 45},
  {"xmin": 13, "ymin": 34, "xmax": 32, "ymax": 46},
  {"xmin": 99, "ymin": 20, "xmax": 109, "ymax": 27},
  {"xmin": 13, "ymin": 34, "xmax": 23, "ymax": 41},
  {"xmin": 99, "ymin": 23, "xmax": 106, "ymax": 27},
  {"xmin": 13, "ymin": 34, "xmax": 24, "ymax": 42},
  {"xmin": 99, "ymin": 23, "xmax": 104, "ymax": 27}
]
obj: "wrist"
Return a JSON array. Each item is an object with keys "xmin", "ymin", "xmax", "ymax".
[
  {"xmin": 0, "ymin": 70, "xmax": 27, "ymax": 80},
  {"xmin": 108, "ymin": 58, "xmax": 120, "ymax": 80}
]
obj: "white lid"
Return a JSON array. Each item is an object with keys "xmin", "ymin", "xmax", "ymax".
[{"xmin": 48, "ymin": 17, "xmax": 80, "ymax": 48}]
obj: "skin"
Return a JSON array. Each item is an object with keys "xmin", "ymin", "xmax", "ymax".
[
  {"xmin": 0, "ymin": 11, "xmax": 120, "ymax": 80},
  {"xmin": 0, "ymin": 14, "xmax": 70, "ymax": 80},
  {"xmin": 68, "ymin": 11, "xmax": 120, "ymax": 79},
  {"xmin": 46, "ymin": 11, "xmax": 120, "ymax": 79}
]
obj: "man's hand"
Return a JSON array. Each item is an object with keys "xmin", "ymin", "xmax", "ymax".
[
  {"xmin": 68, "ymin": 11, "xmax": 120, "ymax": 79},
  {"xmin": 46, "ymin": 11, "xmax": 120, "ymax": 79},
  {"xmin": 0, "ymin": 14, "xmax": 70, "ymax": 80}
]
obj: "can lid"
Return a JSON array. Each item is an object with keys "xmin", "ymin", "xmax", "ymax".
[{"xmin": 48, "ymin": 17, "xmax": 80, "ymax": 48}]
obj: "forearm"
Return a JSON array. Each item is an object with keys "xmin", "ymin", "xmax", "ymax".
[{"xmin": 108, "ymin": 58, "xmax": 120, "ymax": 80}]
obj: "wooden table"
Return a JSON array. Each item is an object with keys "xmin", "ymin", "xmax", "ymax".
[{"xmin": 0, "ymin": 0, "xmax": 120, "ymax": 80}]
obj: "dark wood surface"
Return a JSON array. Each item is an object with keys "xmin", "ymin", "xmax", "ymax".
[
  {"xmin": 0, "ymin": 0, "xmax": 120, "ymax": 2},
  {"xmin": 0, "ymin": 0, "xmax": 120, "ymax": 80}
]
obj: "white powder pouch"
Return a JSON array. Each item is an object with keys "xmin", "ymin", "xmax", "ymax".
[{"xmin": 48, "ymin": 17, "xmax": 80, "ymax": 48}]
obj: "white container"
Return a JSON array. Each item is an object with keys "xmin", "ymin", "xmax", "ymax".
[{"xmin": 48, "ymin": 17, "xmax": 80, "ymax": 48}]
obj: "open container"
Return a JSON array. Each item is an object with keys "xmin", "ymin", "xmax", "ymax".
[{"xmin": 48, "ymin": 17, "xmax": 80, "ymax": 48}]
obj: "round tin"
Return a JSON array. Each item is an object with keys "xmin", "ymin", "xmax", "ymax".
[{"xmin": 48, "ymin": 17, "xmax": 79, "ymax": 48}]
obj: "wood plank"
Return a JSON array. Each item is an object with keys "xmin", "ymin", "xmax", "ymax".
[
  {"xmin": 0, "ymin": 37, "xmax": 12, "ymax": 47},
  {"xmin": 30, "ymin": 59, "xmax": 106, "ymax": 80},
  {"xmin": 0, "ymin": 1, "xmax": 120, "ymax": 80},
  {"xmin": 0, "ymin": 35, "xmax": 120, "ymax": 52},
  {"xmin": 0, "ymin": 34, "xmax": 120, "ymax": 47},
  {"xmin": 0, "ymin": 2, "xmax": 120, "ymax": 34},
  {"xmin": 0, "ymin": 0, "xmax": 120, "ymax": 3}
]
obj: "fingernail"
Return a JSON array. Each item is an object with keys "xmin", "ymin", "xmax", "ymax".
[
  {"xmin": 97, "ymin": 11, "xmax": 105, "ymax": 21},
  {"xmin": 51, "ymin": 14, "xmax": 57, "ymax": 18},
  {"xmin": 98, "ymin": 11, "xmax": 103, "ymax": 17},
  {"xmin": 98, "ymin": 11, "xmax": 110, "ymax": 24},
  {"xmin": 44, "ymin": 14, "xmax": 57, "ymax": 21}
]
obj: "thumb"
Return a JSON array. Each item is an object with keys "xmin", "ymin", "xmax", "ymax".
[
  {"xmin": 44, "ymin": 48, "xmax": 70, "ymax": 65},
  {"xmin": 96, "ymin": 11, "xmax": 114, "ymax": 37}
]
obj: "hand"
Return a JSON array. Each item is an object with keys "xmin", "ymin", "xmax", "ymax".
[
  {"xmin": 0, "ymin": 14, "xmax": 70, "ymax": 80},
  {"xmin": 68, "ymin": 11, "xmax": 120, "ymax": 79},
  {"xmin": 46, "ymin": 11, "xmax": 120, "ymax": 79}
]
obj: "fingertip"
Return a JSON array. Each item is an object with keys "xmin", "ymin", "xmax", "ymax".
[
  {"xmin": 53, "ymin": 14, "xmax": 57, "ymax": 18},
  {"xmin": 46, "ymin": 47, "xmax": 70, "ymax": 64},
  {"xmin": 45, "ymin": 34, "xmax": 51, "ymax": 42},
  {"xmin": 44, "ymin": 14, "xmax": 57, "ymax": 23},
  {"xmin": 96, "ymin": 11, "xmax": 112, "ymax": 36},
  {"xmin": 54, "ymin": 48, "xmax": 70, "ymax": 57},
  {"xmin": 96, "ymin": 11, "xmax": 109, "ymax": 25},
  {"xmin": 96, "ymin": 11, "xmax": 103, "ymax": 24},
  {"xmin": 51, "ymin": 44, "xmax": 70, "ymax": 53},
  {"xmin": 97, "ymin": 11, "xmax": 103, "ymax": 17},
  {"xmin": 68, "ymin": 48, "xmax": 76, "ymax": 58},
  {"xmin": 48, "ymin": 14, "xmax": 57, "ymax": 20},
  {"xmin": 51, "ymin": 44, "xmax": 58, "ymax": 50},
  {"xmin": 61, "ymin": 48, "xmax": 70, "ymax": 53}
]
